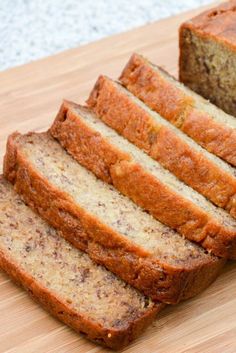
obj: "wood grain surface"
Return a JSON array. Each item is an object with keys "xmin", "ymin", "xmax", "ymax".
[{"xmin": 1, "ymin": 2, "xmax": 236, "ymax": 352}]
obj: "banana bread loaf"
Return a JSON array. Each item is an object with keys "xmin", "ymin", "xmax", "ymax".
[
  {"xmin": 3, "ymin": 132, "xmax": 225, "ymax": 303},
  {"xmin": 87, "ymin": 76, "xmax": 236, "ymax": 217},
  {"xmin": 0, "ymin": 176, "xmax": 162, "ymax": 350},
  {"xmin": 179, "ymin": 0, "xmax": 236, "ymax": 117},
  {"xmin": 120, "ymin": 53, "xmax": 236, "ymax": 167},
  {"xmin": 50, "ymin": 101, "xmax": 236, "ymax": 259}
]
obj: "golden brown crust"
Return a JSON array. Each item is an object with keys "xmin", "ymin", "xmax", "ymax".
[
  {"xmin": 86, "ymin": 76, "xmax": 236, "ymax": 259},
  {"xmin": 51, "ymin": 101, "xmax": 131, "ymax": 184},
  {"xmin": 50, "ymin": 102, "xmax": 210, "ymax": 240},
  {"xmin": 179, "ymin": 0, "xmax": 236, "ymax": 51},
  {"xmin": 50, "ymin": 102, "xmax": 226, "ymax": 243},
  {"xmin": 120, "ymin": 53, "xmax": 236, "ymax": 167},
  {"xmin": 181, "ymin": 108, "xmax": 236, "ymax": 166},
  {"xmin": 120, "ymin": 53, "xmax": 194, "ymax": 127},
  {"xmin": 50, "ymin": 103, "xmax": 234, "ymax": 263},
  {"xmin": 3, "ymin": 132, "xmax": 225, "ymax": 302},
  {"xmin": 151, "ymin": 126, "xmax": 236, "ymax": 215},
  {"xmin": 0, "ymin": 247, "xmax": 161, "ymax": 350}
]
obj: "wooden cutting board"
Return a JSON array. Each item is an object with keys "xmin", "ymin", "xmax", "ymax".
[{"xmin": 1, "ymin": 2, "xmax": 236, "ymax": 352}]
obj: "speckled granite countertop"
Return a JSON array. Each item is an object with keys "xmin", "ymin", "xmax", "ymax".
[{"xmin": 0, "ymin": 0, "xmax": 212, "ymax": 71}]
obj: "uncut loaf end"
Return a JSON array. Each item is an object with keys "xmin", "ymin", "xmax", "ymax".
[{"xmin": 179, "ymin": 0, "xmax": 236, "ymax": 117}]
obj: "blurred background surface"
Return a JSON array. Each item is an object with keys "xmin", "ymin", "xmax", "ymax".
[{"xmin": 0, "ymin": 0, "xmax": 212, "ymax": 71}]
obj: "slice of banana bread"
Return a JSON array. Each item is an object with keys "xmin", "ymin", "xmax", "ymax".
[
  {"xmin": 120, "ymin": 53, "xmax": 236, "ymax": 167},
  {"xmin": 3, "ymin": 132, "xmax": 224, "ymax": 303},
  {"xmin": 0, "ymin": 176, "xmax": 161, "ymax": 350},
  {"xmin": 179, "ymin": 0, "xmax": 236, "ymax": 117},
  {"xmin": 50, "ymin": 101, "xmax": 236, "ymax": 259},
  {"xmin": 87, "ymin": 76, "xmax": 236, "ymax": 217}
]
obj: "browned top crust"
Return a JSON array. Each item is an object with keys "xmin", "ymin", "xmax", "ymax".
[
  {"xmin": 120, "ymin": 53, "xmax": 194, "ymax": 125},
  {"xmin": 181, "ymin": 0, "xmax": 236, "ymax": 50}
]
